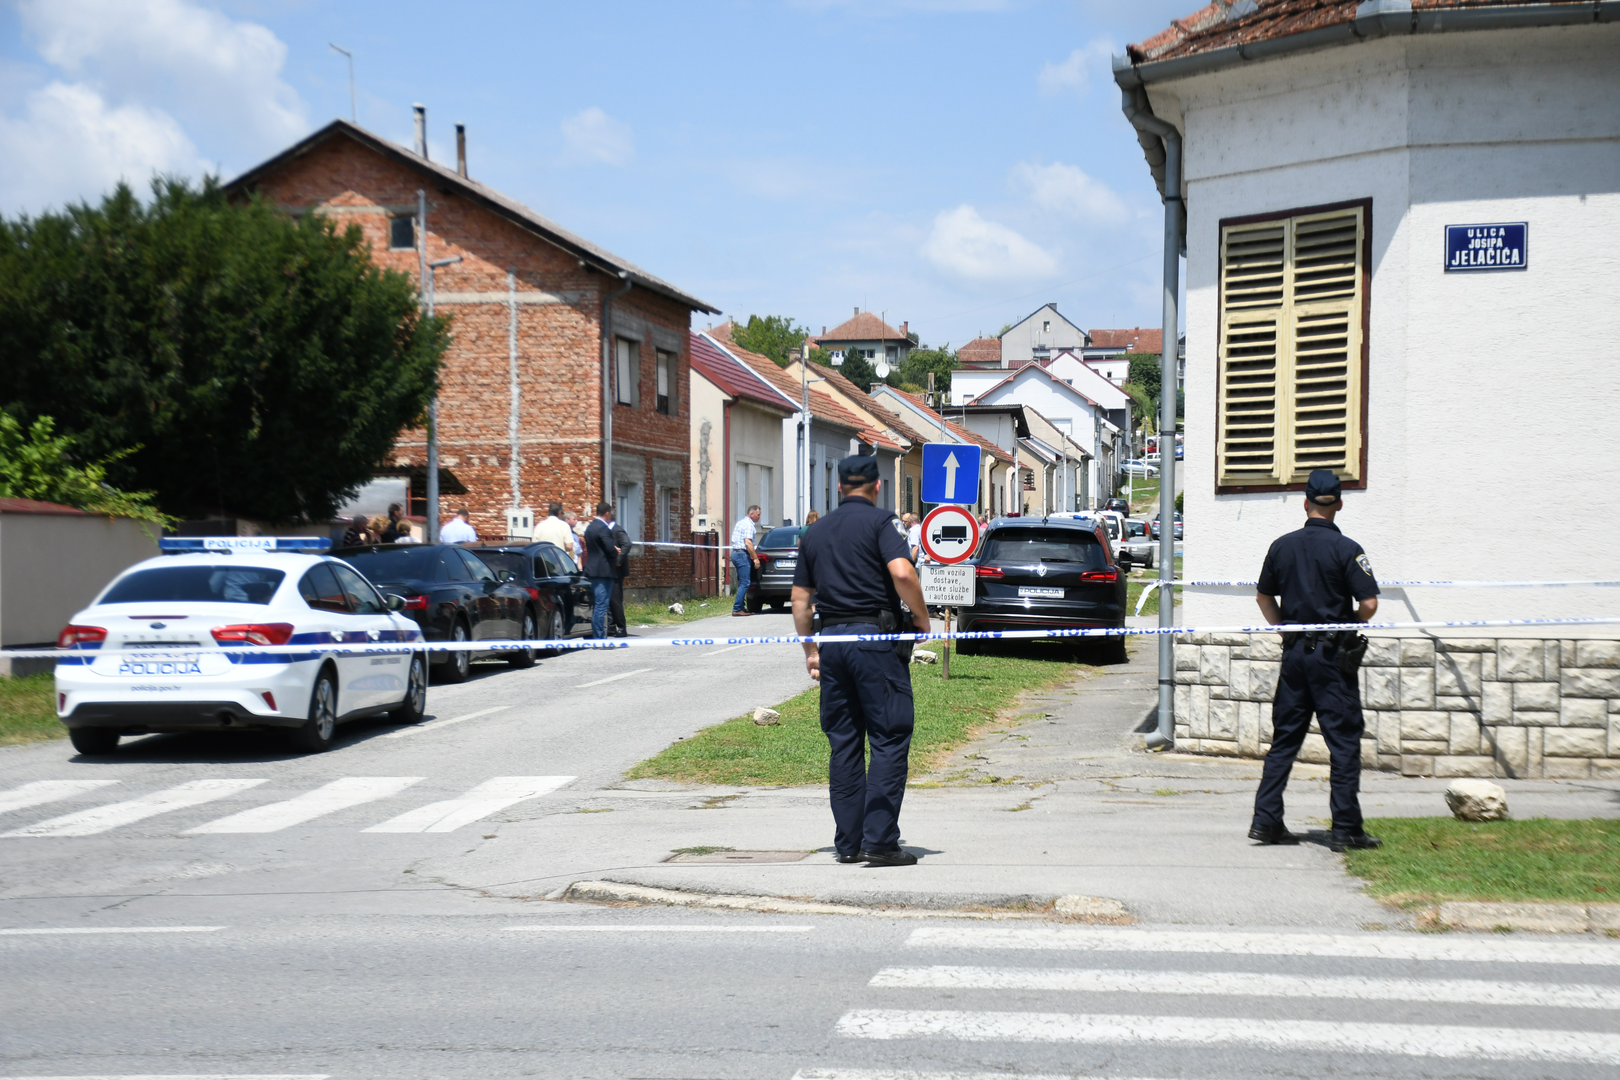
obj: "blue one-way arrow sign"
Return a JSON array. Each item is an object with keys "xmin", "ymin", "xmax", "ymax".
[{"xmin": 921, "ymin": 442, "xmax": 981, "ymax": 505}]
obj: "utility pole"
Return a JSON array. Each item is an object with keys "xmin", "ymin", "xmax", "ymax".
[
  {"xmin": 329, "ymin": 44, "xmax": 356, "ymax": 123},
  {"xmin": 419, "ymin": 186, "xmax": 461, "ymax": 543}
]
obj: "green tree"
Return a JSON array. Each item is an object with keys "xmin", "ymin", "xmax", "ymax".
[
  {"xmin": 0, "ymin": 177, "xmax": 448, "ymax": 522},
  {"xmin": 731, "ymin": 314, "xmax": 809, "ymax": 366},
  {"xmin": 1125, "ymin": 352, "xmax": 1162, "ymax": 401},
  {"xmin": 0, "ymin": 414, "xmax": 169, "ymax": 525},
  {"xmin": 893, "ymin": 345, "xmax": 956, "ymax": 394},
  {"xmin": 826, "ymin": 346, "xmax": 880, "ymax": 390}
]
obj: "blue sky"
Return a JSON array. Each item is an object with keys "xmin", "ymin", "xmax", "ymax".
[{"xmin": 0, "ymin": 0, "xmax": 1194, "ymax": 348}]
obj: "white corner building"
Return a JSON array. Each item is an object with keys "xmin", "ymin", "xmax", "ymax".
[{"xmin": 1115, "ymin": 0, "xmax": 1620, "ymax": 778}]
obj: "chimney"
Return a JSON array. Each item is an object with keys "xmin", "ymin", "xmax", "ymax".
[
  {"xmin": 455, "ymin": 123, "xmax": 467, "ymax": 177},
  {"xmin": 413, "ymin": 104, "xmax": 428, "ymax": 159},
  {"xmin": 853, "ymin": 306, "xmax": 859, "ymax": 317},
  {"xmin": 821, "ymin": 326, "xmax": 826, "ymax": 336},
  {"xmin": 900, "ymin": 321, "xmax": 908, "ymax": 338}
]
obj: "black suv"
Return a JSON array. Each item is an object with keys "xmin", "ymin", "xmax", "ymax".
[
  {"xmin": 335, "ymin": 544, "xmax": 535, "ymax": 682},
  {"xmin": 1104, "ymin": 497, "xmax": 1130, "ymax": 516},
  {"xmin": 957, "ymin": 517, "xmax": 1127, "ymax": 661}
]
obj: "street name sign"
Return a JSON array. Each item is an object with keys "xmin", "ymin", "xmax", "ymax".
[
  {"xmin": 1445, "ymin": 222, "xmax": 1527, "ymax": 272},
  {"xmin": 919, "ymin": 563, "xmax": 974, "ymax": 606},
  {"xmin": 920, "ymin": 504, "xmax": 980, "ymax": 564},
  {"xmin": 921, "ymin": 442, "xmax": 980, "ymax": 505}
]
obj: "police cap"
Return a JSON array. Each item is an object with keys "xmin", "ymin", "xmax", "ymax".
[
  {"xmin": 838, "ymin": 454, "xmax": 880, "ymax": 485},
  {"xmin": 1305, "ymin": 469, "xmax": 1342, "ymax": 505}
]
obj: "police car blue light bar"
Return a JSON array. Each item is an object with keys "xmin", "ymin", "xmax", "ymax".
[{"xmin": 159, "ymin": 537, "xmax": 332, "ymax": 554}]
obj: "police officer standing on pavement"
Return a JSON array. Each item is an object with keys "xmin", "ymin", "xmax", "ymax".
[
  {"xmin": 1251, "ymin": 470, "xmax": 1382, "ymax": 852},
  {"xmin": 792, "ymin": 455, "xmax": 931, "ymax": 867}
]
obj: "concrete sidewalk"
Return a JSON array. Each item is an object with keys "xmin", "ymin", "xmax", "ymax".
[{"xmin": 433, "ymin": 632, "xmax": 1620, "ymax": 929}]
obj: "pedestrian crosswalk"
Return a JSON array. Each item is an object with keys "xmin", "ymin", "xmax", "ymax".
[
  {"xmin": 809, "ymin": 923, "xmax": 1620, "ymax": 1076},
  {"xmin": 0, "ymin": 775, "xmax": 574, "ymax": 837}
]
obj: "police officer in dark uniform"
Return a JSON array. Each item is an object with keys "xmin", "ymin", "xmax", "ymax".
[
  {"xmin": 792, "ymin": 455, "xmax": 932, "ymax": 867},
  {"xmin": 1251, "ymin": 470, "xmax": 1383, "ymax": 852}
]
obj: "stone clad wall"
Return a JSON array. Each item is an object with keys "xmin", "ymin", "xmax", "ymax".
[{"xmin": 1171, "ymin": 635, "xmax": 1620, "ymax": 780}]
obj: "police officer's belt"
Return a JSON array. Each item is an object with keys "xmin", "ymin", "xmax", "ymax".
[
  {"xmin": 1282, "ymin": 629, "xmax": 1369, "ymax": 674},
  {"xmin": 817, "ymin": 611, "xmax": 891, "ymax": 626}
]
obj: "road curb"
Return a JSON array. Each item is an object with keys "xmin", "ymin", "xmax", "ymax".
[
  {"xmin": 555, "ymin": 879, "xmax": 1133, "ymax": 922},
  {"xmin": 1431, "ymin": 901, "xmax": 1620, "ymax": 935}
]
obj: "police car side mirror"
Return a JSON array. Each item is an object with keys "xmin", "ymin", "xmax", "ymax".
[{"xmin": 385, "ymin": 593, "xmax": 406, "ymax": 612}]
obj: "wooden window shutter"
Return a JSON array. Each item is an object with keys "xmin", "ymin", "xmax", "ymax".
[{"xmin": 1217, "ymin": 204, "xmax": 1365, "ymax": 488}]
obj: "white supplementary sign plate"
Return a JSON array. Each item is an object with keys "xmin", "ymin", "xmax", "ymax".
[
  {"xmin": 919, "ymin": 563, "xmax": 974, "ymax": 607},
  {"xmin": 1019, "ymin": 586, "xmax": 1063, "ymax": 599}
]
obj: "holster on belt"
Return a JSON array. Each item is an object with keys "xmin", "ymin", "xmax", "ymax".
[
  {"xmin": 878, "ymin": 609, "xmax": 913, "ymax": 661},
  {"xmin": 1283, "ymin": 628, "xmax": 1368, "ymax": 675}
]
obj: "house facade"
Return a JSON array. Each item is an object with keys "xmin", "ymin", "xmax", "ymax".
[
  {"xmin": 227, "ymin": 117, "xmax": 715, "ymax": 600},
  {"xmin": 811, "ymin": 310, "xmax": 916, "ymax": 371},
  {"xmin": 688, "ymin": 333, "xmax": 797, "ymax": 538},
  {"xmin": 999, "ymin": 303, "xmax": 1089, "ymax": 367},
  {"xmin": 1118, "ymin": 1, "xmax": 1620, "ymax": 778}
]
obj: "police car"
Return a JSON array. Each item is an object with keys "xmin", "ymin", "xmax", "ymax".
[{"xmin": 55, "ymin": 537, "xmax": 428, "ymax": 756}]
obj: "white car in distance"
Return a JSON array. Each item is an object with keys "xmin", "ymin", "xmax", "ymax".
[
  {"xmin": 1121, "ymin": 459, "xmax": 1160, "ymax": 477},
  {"xmin": 55, "ymin": 537, "xmax": 427, "ymax": 756}
]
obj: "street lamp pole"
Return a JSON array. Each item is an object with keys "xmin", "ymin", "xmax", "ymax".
[{"xmin": 418, "ymin": 188, "xmax": 461, "ymax": 544}]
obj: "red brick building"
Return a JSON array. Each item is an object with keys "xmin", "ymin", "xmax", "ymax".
[{"xmin": 227, "ymin": 118, "xmax": 716, "ymax": 599}]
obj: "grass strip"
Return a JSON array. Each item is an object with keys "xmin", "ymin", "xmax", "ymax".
[
  {"xmin": 626, "ymin": 646, "xmax": 1089, "ymax": 787},
  {"xmin": 1345, "ymin": 817, "xmax": 1620, "ymax": 906},
  {"xmin": 0, "ymin": 674, "xmax": 63, "ymax": 745},
  {"xmin": 623, "ymin": 595, "xmax": 731, "ymax": 626}
]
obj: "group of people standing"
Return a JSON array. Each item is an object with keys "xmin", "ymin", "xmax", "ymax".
[
  {"xmin": 532, "ymin": 501, "xmax": 632, "ymax": 639},
  {"xmin": 342, "ymin": 503, "xmax": 420, "ymax": 547}
]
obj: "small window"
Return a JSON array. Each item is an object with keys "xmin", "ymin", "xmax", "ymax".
[
  {"xmin": 1042, "ymin": 320, "xmax": 1051, "ymax": 333},
  {"xmin": 904, "ymin": 475, "xmax": 914, "ymax": 514},
  {"xmin": 298, "ymin": 564, "xmax": 349, "ymax": 613},
  {"xmin": 389, "ymin": 215, "xmax": 415, "ymax": 250},
  {"xmin": 329, "ymin": 562, "xmax": 387, "ymax": 614},
  {"xmin": 656, "ymin": 485, "xmax": 673, "ymax": 544},
  {"xmin": 655, "ymin": 349, "xmax": 675, "ymax": 415},
  {"xmin": 615, "ymin": 338, "xmax": 638, "ymax": 406}
]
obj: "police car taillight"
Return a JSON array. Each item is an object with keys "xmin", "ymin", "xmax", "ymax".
[
  {"xmin": 211, "ymin": 623, "xmax": 295, "ymax": 646},
  {"xmin": 57, "ymin": 625, "xmax": 107, "ymax": 648}
]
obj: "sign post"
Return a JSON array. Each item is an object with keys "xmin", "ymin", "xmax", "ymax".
[{"xmin": 920, "ymin": 505, "xmax": 980, "ymax": 681}]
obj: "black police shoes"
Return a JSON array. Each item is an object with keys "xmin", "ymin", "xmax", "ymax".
[
  {"xmin": 1247, "ymin": 823, "xmax": 1301, "ymax": 845},
  {"xmin": 859, "ymin": 848, "xmax": 918, "ymax": 867},
  {"xmin": 836, "ymin": 853, "xmax": 863, "ymax": 864},
  {"xmin": 1328, "ymin": 830, "xmax": 1383, "ymax": 852}
]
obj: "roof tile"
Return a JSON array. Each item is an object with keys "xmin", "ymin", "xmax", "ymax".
[{"xmin": 812, "ymin": 311, "xmax": 910, "ymax": 345}]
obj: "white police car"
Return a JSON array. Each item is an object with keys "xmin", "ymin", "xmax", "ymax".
[{"xmin": 55, "ymin": 537, "xmax": 427, "ymax": 756}]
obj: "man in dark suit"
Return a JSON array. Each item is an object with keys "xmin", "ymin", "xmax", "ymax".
[
  {"xmin": 583, "ymin": 501, "xmax": 621, "ymax": 640},
  {"xmin": 609, "ymin": 517, "xmax": 632, "ymax": 637}
]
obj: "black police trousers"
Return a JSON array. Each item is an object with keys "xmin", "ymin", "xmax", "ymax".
[
  {"xmin": 819, "ymin": 624, "xmax": 915, "ymax": 857},
  {"xmin": 1253, "ymin": 637, "xmax": 1365, "ymax": 834}
]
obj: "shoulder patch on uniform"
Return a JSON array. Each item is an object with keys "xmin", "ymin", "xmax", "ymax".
[
  {"xmin": 891, "ymin": 519, "xmax": 907, "ymax": 539},
  {"xmin": 1357, "ymin": 554, "xmax": 1374, "ymax": 578}
]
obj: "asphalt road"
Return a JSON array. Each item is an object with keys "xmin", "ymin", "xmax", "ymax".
[{"xmin": 5, "ymin": 611, "xmax": 1620, "ymax": 1078}]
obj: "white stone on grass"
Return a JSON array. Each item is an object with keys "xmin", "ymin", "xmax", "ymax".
[
  {"xmin": 752, "ymin": 707, "xmax": 781, "ymax": 726},
  {"xmin": 1445, "ymin": 778, "xmax": 1509, "ymax": 821}
]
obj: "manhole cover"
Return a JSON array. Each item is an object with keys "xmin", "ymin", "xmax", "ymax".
[{"xmin": 664, "ymin": 850, "xmax": 812, "ymax": 864}]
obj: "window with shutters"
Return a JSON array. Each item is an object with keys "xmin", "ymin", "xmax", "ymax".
[{"xmin": 1216, "ymin": 200, "xmax": 1369, "ymax": 492}]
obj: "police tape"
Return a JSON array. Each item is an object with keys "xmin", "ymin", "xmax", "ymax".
[
  {"xmin": 1132, "ymin": 578, "xmax": 1620, "ymax": 615},
  {"xmin": 14, "ymin": 614, "xmax": 1620, "ymax": 661}
]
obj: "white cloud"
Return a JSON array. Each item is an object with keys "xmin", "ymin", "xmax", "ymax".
[
  {"xmin": 16, "ymin": 0, "xmax": 306, "ymax": 149},
  {"xmin": 559, "ymin": 107, "xmax": 634, "ymax": 167},
  {"xmin": 1037, "ymin": 39, "xmax": 1115, "ymax": 96},
  {"xmin": 0, "ymin": 81, "xmax": 201, "ymax": 213},
  {"xmin": 921, "ymin": 205, "xmax": 1058, "ymax": 281},
  {"xmin": 1011, "ymin": 160, "xmax": 1130, "ymax": 223}
]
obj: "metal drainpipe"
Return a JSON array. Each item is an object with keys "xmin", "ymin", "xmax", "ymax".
[
  {"xmin": 1120, "ymin": 84, "xmax": 1182, "ymax": 751},
  {"xmin": 600, "ymin": 271, "xmax": 632, "ymax": 503},
  {"xmin": 508, "ymin": 268, "xmax": 520, "ymax": 514}
]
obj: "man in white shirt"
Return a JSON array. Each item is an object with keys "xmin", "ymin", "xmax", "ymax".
[
  {"xmin": 904, "ymin": 513, "xmax": 923, "ymax": 564},
  {"xmin": 729, "ymin": 505, "xmax": 762, "ymax": 615},
  {"xmin": 440, "ymin": 508, "xmax": 477, "ymax": 544},
  {"xmin": 533, "ymin": 501, "xmax": 574, "ymax": 553}
]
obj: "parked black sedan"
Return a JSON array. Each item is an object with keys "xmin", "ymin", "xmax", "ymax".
[
  {"xmin": 335, "ymin": 544, "xmax": 535, "ymax": 682},
  {"xmin": 471, "ymin": 542, "xmax": 594, "ymax": 648},
  {"xmin": 744, "ymin": 525, "xmax": 805, "ymax": 613},
  {"xmin": 956, "ymin": 517, "xmax": 1128, "ymax": 662}
]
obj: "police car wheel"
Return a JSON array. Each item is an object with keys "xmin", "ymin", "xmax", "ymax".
[
  {"xmin": 745, "ymin": 590, "xmax": 763, "ymax": 614},
  {"xmin": 69, "ymin": 728, "xmax": 120, "ymax": 756},
  {"xmin": 390, "ymin": 653, "xmax": 428, "ymax": 724},
  {"xmin": 1097, "ymin": 634, "xmax": 1128, "ymax": 664},
  {"xmin": 509, "ymin": 611, "xmax": 537, "ymax": 668},
  {"xmin": 436, "ymin": 621, "xmax": 471, "ymax": 683},
  {"xmin": 291, "ymin": 668, "xmax": 338, "ymax": 753}
]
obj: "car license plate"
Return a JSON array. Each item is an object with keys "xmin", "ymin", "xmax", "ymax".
[
  {"xmin": 1018, "ymin": 586, "xmax": 1063, "ymax": 598},
  {"xmin": 776, "ymin": 559, "xmax": 796, "ymax": 569}
]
